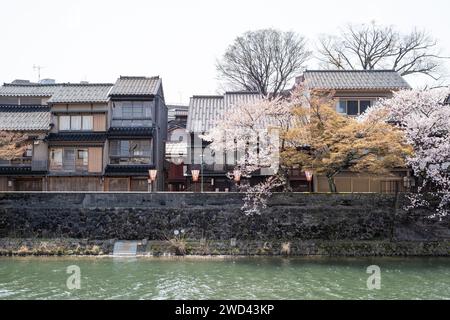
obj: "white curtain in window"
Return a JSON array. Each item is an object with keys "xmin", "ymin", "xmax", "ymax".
[
  {"xmin": 59, "ymin": 116, "xmax": 71, "ymax": 130},
  {"xmin": 82, "ymin": 115, "xmax": 93, "ymax": 130},
  {"xmin": 71, "ymin": 116, "xmax": 82, "ymax": 130}
]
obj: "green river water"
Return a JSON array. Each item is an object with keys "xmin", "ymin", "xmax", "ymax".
[{"xmin": 0, "ymin": 256, "xmax": 449, "ymax": 299}]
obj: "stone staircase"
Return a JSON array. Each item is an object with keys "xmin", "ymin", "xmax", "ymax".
[{"xmin": 112, "ymin": 241, "xmax": 139, "ymax": 256}]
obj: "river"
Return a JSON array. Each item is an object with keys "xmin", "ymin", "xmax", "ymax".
[{"xmin": 0, "ymin": 256, "xmax": 449, "ymax": 299}]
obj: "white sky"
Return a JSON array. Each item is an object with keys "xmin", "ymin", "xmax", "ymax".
[{"xmin": 1, "ymin": 0, "xmax": 449, "ymax": 104}]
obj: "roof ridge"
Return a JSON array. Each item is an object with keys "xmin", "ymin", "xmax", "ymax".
[
  {"xmin": 0, "ymin": 104, "xmax": 49, "ymax": 107},
  {"xmin": 2, "ymin": 83, "xmax": 62, "ymax": 87},
  {"xmin": 119, "ymin": 75, "xmax": 160, "ymax": 80},
  {"xmin": 60, "ymin": 83, "xmax": 114, "ymax": 87},
  {"xmin": 304, "ymin": 69, "xmax": 398, "ymax": 73},
  {"xmin": 225, "ymin": 91, "xmax": 261, "ymax": 94},
  {"xmin": 191, "ymin": 95, "xmax": 224, "ymax": 98}
]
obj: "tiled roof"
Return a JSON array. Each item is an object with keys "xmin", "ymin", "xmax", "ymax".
[
  {"xmin": 48, "ymin": 84, "xmax": 113, "ymax": 103},
  {"xmin": 0, "ymin": 84, "xmax": 60, "ymax": 97},
  {"xmin": 167, "ymin": 104, "xmax": 189, "ymax": 120},
  {"xmin": 187, "ymin": 92, "xmax": 262, "ymax": 132},
  {"xmin": 109, "ymin": 76, "xmax": 161, "ymax": 96},
  {"xmin": 168, "ymin": 119, "xmax": 186, "ymax": 131},
  {"xmin": 299, "ymin": 70, "xmax": 411, "ymax": 90},
  {"xmin": 166, "ymin": 142, "xmax": 187, "ymax": 156},
  {"xmin": 0, "ymin": 166, "xmax": 47, "ymax": 175},
  {"xmin": 0, "ymin": 105, "xmax": 51, "ymax": 131},
  {"xmin": 108, "ymin": 127, "xmax": 154, "ymax": 137},
  {"xmin": 105, "ymin": 164, "xmax": 155, "ymax": 176},
  {"xmin": 46, "ymin": 132, "xmax": 107, "ymax": 142}
]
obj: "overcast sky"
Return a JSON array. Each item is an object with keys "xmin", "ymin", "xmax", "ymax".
[{"xmin": 1, "ymin": 0, "xmax": 449, "ymax": 104}]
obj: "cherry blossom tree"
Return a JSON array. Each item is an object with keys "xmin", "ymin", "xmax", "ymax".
[
  {"xmin": 0, "ymin": 131, "xmax": 29, "ymax": 161},
  {"xmin": 201, "ymin": 92, "xmax": 305, "ymax": 215},
  {"xmin": 284, "ymin": 91, "xmax": 411, "ymax": 192},
  {"xmin": 362, "ymin": 88, "xmax": 450, "ymax": 217}
]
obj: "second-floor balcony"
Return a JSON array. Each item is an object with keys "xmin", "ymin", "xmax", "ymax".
[
  {"xmin": 109, "ymin": 139, "xmax": 153, "ymax": 165},
  {"xmin": 111, "ymin": 118, "xmax": 153, "ymax": 128},
  {"xmin": 0, "ymin": 158, "xmax": 48, "ymax": 172},
  {"xmin": 0, "ymin": 157, "xmax": 32, "ymax": 167}
]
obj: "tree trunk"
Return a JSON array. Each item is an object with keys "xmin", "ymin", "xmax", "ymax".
[
  {"xmin": 279, "ymin": 166, "xmax": 292, "ymax": 192},
  {"xmin": 327, "ymin": 175, "xmax": 337, "ymax": 193}
]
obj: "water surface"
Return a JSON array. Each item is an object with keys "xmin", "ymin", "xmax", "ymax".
[{"xmin": 0, "ymin": 256, "xmax": 449, "ymax": 299}]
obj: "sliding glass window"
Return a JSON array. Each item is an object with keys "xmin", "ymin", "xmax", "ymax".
[
  {"xmin": 109, "ymin": 140, "xmax": 152, "ymax": 165},
  {"xmin": 58, "ymin": 115, "xmax": 94, "ymax": 131}
]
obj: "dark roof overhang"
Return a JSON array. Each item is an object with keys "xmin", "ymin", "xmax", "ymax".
[
  {"xmin": 0, "ymin": 166, "xmax": 47, "ymax": 176},
  {"xmin": 109, "ymin": 95, "xmax": 155, "ymax": 101},
  {"xmin": 104, "ymin": 164, "xmax": 155, "ymax": 176},
  {"xmin": 107, "ymin": 127, "xmax": 154, "ymax": 138},
  {"xmin": 46, "ymin": 132, "xmax": 107, "ymax": 144}
]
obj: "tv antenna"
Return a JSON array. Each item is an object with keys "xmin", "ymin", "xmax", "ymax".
[{"xmin": 33, "ymin": 64, "xmax": 45, "ymax": 82}]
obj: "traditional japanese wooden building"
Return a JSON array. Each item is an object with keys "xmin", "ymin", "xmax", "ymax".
[
  {"xmin": 296, "ymin": 70, "xmax": 412, "ymax": 193},
  {"xmin": 0, "ymin": 76, "xmax": 167, "ymax": 191}
]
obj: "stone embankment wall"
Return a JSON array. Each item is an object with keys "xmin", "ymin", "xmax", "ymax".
[{"xmin": 0, "ymin": 192, "xmax": 448, "ymax": 256}]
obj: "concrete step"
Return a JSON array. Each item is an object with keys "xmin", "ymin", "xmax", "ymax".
[{"xmin": 113, "ymin": 240, "xmax": 138, "ymax": 256}]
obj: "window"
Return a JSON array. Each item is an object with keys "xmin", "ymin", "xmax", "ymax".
[
  {"xmin": 59, "ymin": 115, "xmax": 94, "ymax": 131},
  {"xmin": 25, "ymin": 145, "xmax": 33, "ymax": 157},
  {"xmin": 71, "ymin": 116, "xmax": 82, "ymax": 130},
  {"xmin": 63, "ymin": 149, "xmax": 75, "ymax": 171},
  {"xmin": 112, "ymin": 101, "xmax": 152, "ymax": 127},
  {"xmin": 347, "ymin": 101, "xmax": 359, "ymax": 116},
  {"xmin": 49, "ymin": 148, "xmax": 89, "ymax": 172},
  {"xmin": 336, "ymin": 99, "xmax": 374, "ymax": 116},
  {"xmin": 77, "ymin": 150, "xmax": 88, "ymax": 165},
  {"xmin": 359, "ymin": 100, "xmax": 371, "ymax": 114},
  {"xmin": 76, "ymin": 149, "xmax": 88, "ymax": 171},
  {"xmin": 50, "ymin": 148, "xmax": 63, "ymax": 170},
  {"xmin": 110, "ymin": 140, "xmax": 152, "ymax": 164},
  {"xmin": 60, "ymin": 116, "xmax": 71, "ymax": 130},
  {"xmin": 337, "ymin": 101, "xmax": 346, "ymax": 114},
  {"xmin": 82, "ymin": 116, "xmax": 93, "ymax": 130}
]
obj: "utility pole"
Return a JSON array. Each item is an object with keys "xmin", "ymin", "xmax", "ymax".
[{"xmin": 200, "ymin": 153, "xmax": 204, "ymax": 193}]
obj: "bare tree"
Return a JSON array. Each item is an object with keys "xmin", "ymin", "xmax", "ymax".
[
  {"xmin": 317, "ymin": 23, "xmax": 449, "ymax": 80},
  {"xmin": 0, "ymin": 131, "xmax": 29, "ymax": 161},
  {"xmin": 217, "ymin": 29, "xmax": 311, "ymax": 96}
]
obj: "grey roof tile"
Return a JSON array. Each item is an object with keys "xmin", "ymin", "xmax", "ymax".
[
  {"xmin": 187, "ymin": 92, "xmax": 261, "ymax": 132},
  {"xmin": 300, "ymin": 70, "xmax": 411, "ymax": 90},
  {"xmin": 0, "ymin": 84, "xmax": 60, "ymax": 97},
  {"xmin": 107, "ymin": 127, "xmax": 154, "ymax": 137},
  {"xmin": 0, "ymin": 105, "xmax": 51, "ymax": 131},
  {"xmin": 47, "ymin": 132, "xmax": 107, "ymax": 142},
  {"xmin": 104, "ymin": 164, "xmax": 155, "ymax": 176},
  {"xmin": 110, "ymin": 76, "xmax": 161, "ymax": 96},
  {"xmin": 48, "ymin": 84, "xmax": 113, "ymax": 103},
  {"xmin": 168, "ymin": 119, "xmax": 186, "ymax": 131},
  {"xmin": 167, "ymin": 104, "xmax": 189, "ymax": 121},
  {"xmin": 0, "ymin": 167, "xmax": 46, "ymax": 175}
]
